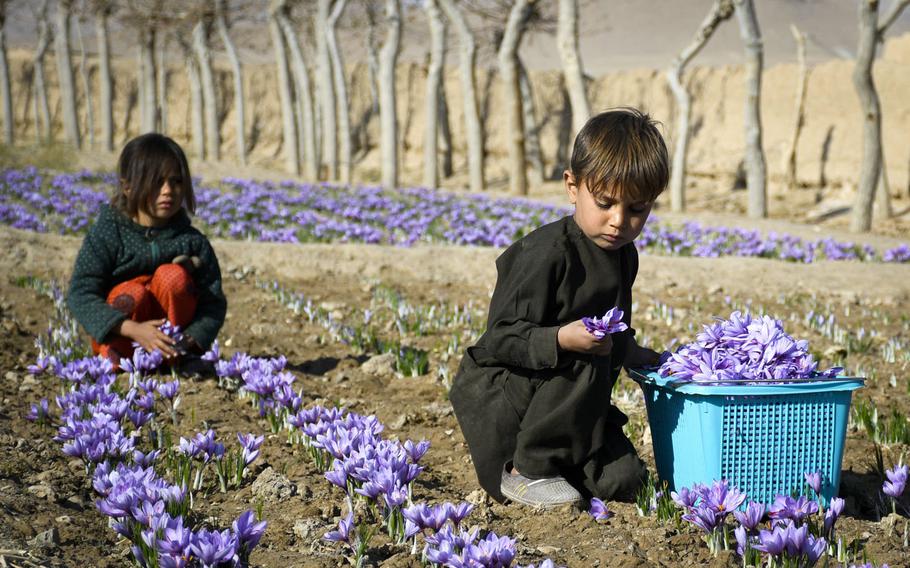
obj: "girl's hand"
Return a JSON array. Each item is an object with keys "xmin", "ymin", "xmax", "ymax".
[
  {"xmin": 118, "ymin": 318, "xmax": 178, "ymax": 358},
  {"xmin": 624, "ymin": 340, "xmax": 661, "ymax": 368},
  {"xmin": 558, "ymin": 319, "xmax": 614, "ymax": 356}
]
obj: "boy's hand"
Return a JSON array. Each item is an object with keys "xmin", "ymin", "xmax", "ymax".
[
  {"xmin": 558, "ymin": 320, "xmax": 614, "ymax": 356},
  {"xmin": 118, "ymin": 318, "xmax": 178, "ymax": 358},
  {"xmin": 624, "ymin": 341, "xmax": 661, "ymax": 368}
]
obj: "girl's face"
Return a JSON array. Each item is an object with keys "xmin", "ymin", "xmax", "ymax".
[
  {"xmin": 565, "ymin": 171, "xmax": 653, "ymax": 251},
  {"xmin": 132, "ymin": 173, "xmax": 184, "ymax": 228}
]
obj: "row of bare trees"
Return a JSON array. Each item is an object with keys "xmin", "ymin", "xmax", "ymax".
[
  {"xmin": 0, "ymin": 0, "xmax": 906, "ymax": 232},
  {"xmin": 665, "ymin": 0, "xmax": 909, "ymax": 231}
]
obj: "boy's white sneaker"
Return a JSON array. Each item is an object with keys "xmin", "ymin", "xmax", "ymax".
[{"xmin": 500, "ymin": 468, "xmax": 584, "ymax": 509}]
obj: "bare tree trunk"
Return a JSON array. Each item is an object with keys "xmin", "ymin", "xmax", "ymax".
[
  {"xmin": 850, "ymin": 2, "xmax": 881, "ymax": 232},
  {"xmin": 366, "ymin": 5, "xmax": 380, "ymax": 115},
  {"xmin": 317, "ymin": 0, "xmax": 337, "ymax": 179},
  {"xmin": 0, "ymin": 2, "xmax": 12, "ymax": 145},
  {"xmin": 876, "ymin": 154, "xmax": 893, "ymax": 217},
  {"xmin": 139, "ymin": 29, "xmax": 157, "ymax": 133},
  {"xmin": 783, "ymin": 24, "xmax": 808, "ymax": 192},
  {"xmin": 269, "ymin": 1, "xmax": 299, "ymax": 175},
  {"xmin": 179, "ymin": 37, "xmax": 205, "ymax": 159},
  {"xmin": 439, "ymin": 0, "xmax": 483, "ymax": 191},
  {"xmin": 850, "ymin": 0, "xmax": 909, "ymax": 231},
  {"xmin": 733, "ymin": 0, "xmax": 766, "ymax": 218},
  {"xmin": 438, "ymin": 77, "xmax": 453, "ymax": 178},
  {"xmin": 379, "ymin": 0, "xmax": 401, "ymax": 189},
  {"xmin": 215, "ymin": 0, "xmax": 247, "ymax": 166},
  {"xmin": 275, "ymin": 5, "xmax": 317, "ymax": 179},
  {"xmin": 193, "ymin": 18, "xmax": 220, "ymax": 161},
  {"xmin": 423, "ymin": 0, "xmax": 445, "ymax": 188},
  {"xmin": 327, "ymin": 0, "xmax": 352, "ymax": 184},
  {"xmin": 557, "ymin": 0, "xmax": 589, "ymax": 138},
  {"xmin": 666, "ymin": 0, "xmax": 732, "ymax": 212},
  {"xmin": 498, "ymin": 0, "xmax": 536, "ymax": 196},
  {"xmin": 94, "ymin": 6, "xmax": 113, "ymax": 151},
  {"xmin": 75, "ymin": 15, "xmax": 94, "ymax": 146},
  {"xmin": 519, "ymin": 62, "xmax": 545, "ymax": 186},
  {"xmin": 156, "ymin": 32, "xmax": 168, "ymax": 133},
  {"xmin": 871, "ymin": 0, "xmax": 908, "ymax": 220},
  {"xmin": 54, "ymin": 0, "xmax": 81, "ymax": 147},
  {"xmin": 34, "ymin": 0, "xmax": 52, "ymax": 143}
]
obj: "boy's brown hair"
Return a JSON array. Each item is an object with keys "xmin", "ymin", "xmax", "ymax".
[
  {"xmin": 570, "ymin": 108, "xmax": 669, "ymax": 202},
  {"xmin": 112, "ymin": 133, "xmax": 196, "ymax": 217}
]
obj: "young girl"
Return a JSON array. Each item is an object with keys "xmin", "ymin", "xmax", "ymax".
[
  {"xmin": 68, "ymin": 133, "xmax": 227, "ymax": 368},
  {"xmin": 450, "ymin": 109, "xmax": 665, "ymax": 509}
]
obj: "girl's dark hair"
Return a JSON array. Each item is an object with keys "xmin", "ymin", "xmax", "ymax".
[
  {"xmin": 112, "ymin": 133, "xmax": 195, "ymax": 216},
  {"xmin": 570, "ymin": 108, "xmax": 669, "ymax": 202}
]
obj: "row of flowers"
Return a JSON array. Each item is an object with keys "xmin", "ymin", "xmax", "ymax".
[
  {"xmin": 27, "ymin": 341, "xmax": 267, "ymax": 567},
  {"xmin": 22, "ymin": 277, "xmax": 560, "ymax": 567},
  {"xmin": 2, "ymin": 167, "xmax": 909, "ymax": 262},
  {"xmin": 672, "ymin": 471, "xmax": 906, "ymax": 568}
]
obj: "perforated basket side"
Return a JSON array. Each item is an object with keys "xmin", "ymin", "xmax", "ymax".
[{"xmin": 719, "ymin": 393, "xmax": 840, "ymax": 505}]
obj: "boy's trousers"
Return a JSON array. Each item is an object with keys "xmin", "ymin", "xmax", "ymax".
[{"xmin": 451, "ymin": 348, "xmax": 648, "ymax": 502}]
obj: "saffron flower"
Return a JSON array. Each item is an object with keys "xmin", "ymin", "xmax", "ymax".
[
  {"xmin": 582, "ymin": 307, "xmax": 628, "ymax": 339},
  {"xmin": 324, "ymin": 512, "xmax": 354, "ymax": 544},
  {"xmin": 805, "ymin": 471, "xmax": 822, "ymax": 495},
  {"xmin": 588, "ymin": 498, "xmax": 613, "ymax": 521},
  {"xmin": 768, "ymin": 495, "xmax": 819, "ymax": 524},
  {"xmin": 882, "ymin": 464, "xmax": 908, "ymax": 499},
  {"xmin": 733, "ymin": 501, "xmax": 765, "ymax": 531},
  {"xmin": 670, "ymin": 486, "xmax": 699, "ymax": 509}
]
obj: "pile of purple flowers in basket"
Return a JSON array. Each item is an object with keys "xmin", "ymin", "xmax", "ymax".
[{"xmin": 659, "ymin": 311, "xmax": 842, "ymax": 383}]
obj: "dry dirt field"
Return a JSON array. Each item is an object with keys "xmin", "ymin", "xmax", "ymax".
[{"xmin": 0, "ymin": 194, "xmax": 908, "ymax": 566}]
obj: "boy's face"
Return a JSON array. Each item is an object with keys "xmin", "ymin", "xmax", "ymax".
[{"xmin": 565, "ymin": 171, "xmax": 653, "ymax": 251}]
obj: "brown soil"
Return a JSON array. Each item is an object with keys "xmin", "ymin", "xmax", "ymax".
[{"xmin": 1, "ymin": 221, "xmax": 909, "ymax": 567}]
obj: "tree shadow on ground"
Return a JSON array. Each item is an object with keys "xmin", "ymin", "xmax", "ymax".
[
  {"xmin": 288, "ymin": 356, "xmax": 341, "ymax": 376},
  {"xmin": 839, "ymin": 468, "xmax": 896, "ymax": 522}
]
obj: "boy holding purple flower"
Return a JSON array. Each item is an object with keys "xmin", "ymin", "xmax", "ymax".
[{"xmin": 450, "ymin": 108, "xmax": 665, "ymax": 508}]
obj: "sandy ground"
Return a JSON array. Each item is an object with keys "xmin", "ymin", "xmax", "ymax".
[{"xmin": 1, "ymin": 215, "xmax": 909, "ymax": 566}]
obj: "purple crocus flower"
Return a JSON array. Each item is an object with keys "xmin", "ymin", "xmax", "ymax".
[
  {"xmin": 883, "ymin": 464, "xmax": 908, "ymax": 498},
  {"xmin": 802, "ymin": 533, "xmax": 827, "ymax": 564},
  {"xmin": 671, "ymin": 486, "xmax": 699, "ymax": 508},
  {"xmin": 824, "ymin": 496, "xmax": 845, "ymax": 534},
  {"xmin": 582, "ymin": 307, "xmax": 628, "ymax": 339},
  {"xmin": 768, "ymin": 495, "xmax": 819, "ymax": 524},
  {"xmin": 132, "ymin": 449, "xmax": 161, "ymax": 467},
  {"xmin": 588, "ymin": 498, "xmax": 613, "ymax": 521},
  {"xmin": 682, "ymin": 504, "xmax": 722, "ymax": 534},
  {"xmin": 237, "ymin": 432, "xmax": 264, "ymax": 466},
  {"xmin": 201, "ymin": 339, "xmax": 220, "ymax": 362},
  {"xmin": 190, "ymin": 528, "xmax": 238, "ymax": 567},
  {"xmin": 403, "ymin": 439, "xmax": 431, "ymax": 463},
  {"xmin": 157, "ymin": 380, "xmax": 180, "ymax": 400},
  {"xmin": 233, "ymin": 510, "xmax": 267, "ymax": 551},
  {"xmin": 26, "ymin": 398, "xmax": 50, "ymax": 422},
  {"xmin": 701, "ymin": 479, "xmax": 746, "ymax": 514},
  {"xmin": 753, "ymin": 525, "xmax": 787, "ymax": 555},
  {"xmin": 733, "ymin": 525, "xmax": 749, "ymax": 556},
  {"xmin": 733, "ymin": 501, "xmax": 765, "ymax": 531},
  {"xmin": 157, "ymin": 515, "xmax": 192, "ymax": 557},
  {"xmin": 323, "ymin": 512, "xmax": 354, "ymax": 544},
  {"xmin": 805, "ymin": 471, "xmax": 822, "ymax": 495},
  {"xmin": 444, "ymin": 502, "xmax": 474, "ymax": 526},
  {"xmin": 324, "ymin": 464, "xmax": 349, "ymax": 489}
]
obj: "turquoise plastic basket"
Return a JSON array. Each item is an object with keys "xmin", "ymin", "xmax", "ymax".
[{"xmin": 630, "ymin": 369, "xmax": 864, "ymax": 506}]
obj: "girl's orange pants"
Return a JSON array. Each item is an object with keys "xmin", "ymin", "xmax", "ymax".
[{"xmin": 92, "ymin": 264, "xmax": 197, "ymax": 364}]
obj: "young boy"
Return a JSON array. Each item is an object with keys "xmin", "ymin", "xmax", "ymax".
[{"xmin": 450, "ymin": 108, "xmax": 666, "ymax": 508}]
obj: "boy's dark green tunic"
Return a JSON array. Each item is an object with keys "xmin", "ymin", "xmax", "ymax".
[
  {"xmin": 450, "ymin": 216, "xmax": 644, "ymax": 502},
  {"xmin": 68, "ymin": 204, "xmax": 227, "ymax": 349}
]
